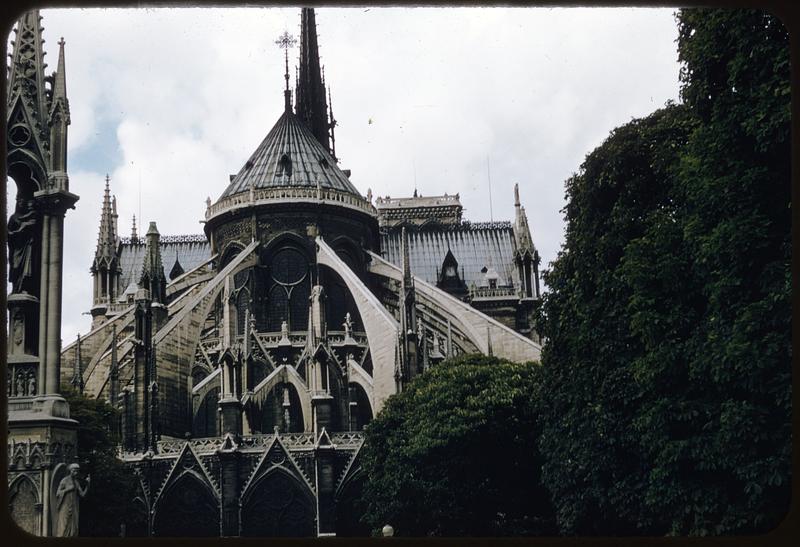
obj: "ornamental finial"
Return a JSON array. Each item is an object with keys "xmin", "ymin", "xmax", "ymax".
[{"xmin": 275, "ymin": 30, "xmax": 297, "ymax": 113}]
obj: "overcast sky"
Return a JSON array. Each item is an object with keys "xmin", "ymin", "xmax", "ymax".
[{"xmin": 6, "ymin": 7, "xmax": 682, "ymax": 344}]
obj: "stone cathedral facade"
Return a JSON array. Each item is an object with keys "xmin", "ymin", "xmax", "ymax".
[{"xmin": 7, "ymin": 8, "xmax": 543, "ymax": 537}]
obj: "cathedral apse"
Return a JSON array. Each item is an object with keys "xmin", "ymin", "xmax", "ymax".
[{"xmin": 8, "ymin": 7, "xmax": 542, "ymax": 537}]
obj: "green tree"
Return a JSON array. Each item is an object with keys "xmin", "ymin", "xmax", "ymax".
[
  {"xmin": 535, "ymin": 8, "xmax": 790, "ymax": 535},
  {"xmin": 649, "ymin": 8, "xmax": 790, "ymax": 533},
  {"xmin": 535, "ymin": 103, "xmax": 696, "ymax": 535},
  {"xmin": 62, "ymin": 387, "xmax": 144, "ymax": 537},
  {"xmin": 359, "ymin": 355, "xmax": 555, "ymax": 536}
]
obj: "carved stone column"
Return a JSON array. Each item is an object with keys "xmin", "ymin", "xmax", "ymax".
[{"xmin": 33, "ymin": 187, "xmax": 78, "ymax": 414}]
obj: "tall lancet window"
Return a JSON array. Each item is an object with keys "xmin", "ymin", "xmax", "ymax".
[{"xmin": 265, "ymin": 246, "xmax": 309, "ymax": 331}]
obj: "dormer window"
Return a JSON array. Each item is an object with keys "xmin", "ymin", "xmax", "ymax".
[{"xmin": 279, "ymin": 153, "xmax": 292, "ymax": 177}]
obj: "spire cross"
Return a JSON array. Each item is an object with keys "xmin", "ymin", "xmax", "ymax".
[{"xmin": 275, "ymin": 31, "xmax": 297, "ymax": 111}]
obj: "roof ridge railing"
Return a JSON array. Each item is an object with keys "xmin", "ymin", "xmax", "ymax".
[
  {"xmin": 120, "ymin": 234, "xmax": 208, "ymax": 244},
  {"xmin": 205, "ymin": 186, "xmax": 377, "ymax": 220},
  {"xmin": 383, "ymin": 220, "xmax": 513, "ymax": 232}
]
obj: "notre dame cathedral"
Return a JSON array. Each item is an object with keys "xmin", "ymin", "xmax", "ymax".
[{"xmin": 7, "ymin": 8, "xmax": 542, "ymax": 537}]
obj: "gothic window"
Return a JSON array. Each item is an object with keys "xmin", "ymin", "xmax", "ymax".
[
  {"xmin": 193, "ymin": 387, "xmax": 220, "ymax": 438},
  {"xmin": 191, "ymin": 366, "xmax": 209, "ymax": 387},
  {"xmin": 265, "ymin": 246, "xmax": 309, "ymax": 332},
  {"xmin": 257, "ymin": 384, "xmax": 304, "ymax": 434},
  {"xmin": 267, "ymin": 285, "xmax": 289, "ymax": 331},
  {"xmin": 152, "ymin": 474, "xmax": 219, "ymax": 537},
  {"xmin": 335, "ymin": 475, "xmax": 370, "ymax": 537},
  {"xmin": 249, "ymin": 359, "xmax": 268, "ymax": 390},
  {"xmin": 126, "ymin": 498, "xmax": 149, "ymax": 537},
  {"xmin": 290, "ymin": 281, "xmax": 310, "ymax": 330},
  {"xmin": 236, "ymin": 287, "xmax": 251, "ymax": 336},
  {"xmin": 9, "ymin": 475, "xmax": 38, "ymax": 535},
  {"xmin": 241, "ymin": 470, "xmax": 315, "ymax": 537},
  {"xmin": 348, "ymin": 382, "xmax": 373, "ymax": 431},
  {"xmin": 272, "ymin": 248, "xmax": 306, "ymax": 284},
  {"xmin": 325, "ymin": 277, "xmax": 360, "ymax": 331}
]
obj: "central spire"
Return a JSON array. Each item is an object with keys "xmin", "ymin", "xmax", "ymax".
[{"xmin": 295, "ymin": 8, "xmax": 331, "ymax": 155}]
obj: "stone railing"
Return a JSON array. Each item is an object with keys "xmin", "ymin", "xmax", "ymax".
[
  {"xmin": 205, "ymin": 186, "xmax": 377, "ymax": 221},
  {"xmin": 121, "ymin": 431, "xmax": 365, "ymax": 460},
  {"xmin": 374, "ymin": 193, "xmax": 461, "ymax": 207},
  {"xmin": 254, "ymin": 331, "xmax": 308, "ymax": 347},
  {"xmin": 119, "ymin": 234, "xmax": 207, "ymax": 245},
  {"xmin": 278, "ymin": 433, "xmax": 317, "ymax": 449},
  {"xmin": 330, "ymin": 432, "xmax": 365, "ymax": 449},
  {"xmin": 469, "ymin": 285, "xmax": 520, "ymax": 300},
  {"xmin": 194, "ymin": 330, "xmax": 370, "ymax": 350}
]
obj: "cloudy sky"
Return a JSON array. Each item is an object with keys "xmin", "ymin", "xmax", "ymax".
[{"xmin": 7, "ymin": 7, "xmax": 682, "ymax": 343}]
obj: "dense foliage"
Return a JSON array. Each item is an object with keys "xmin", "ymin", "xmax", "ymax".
[
  {"xmin": 535, "ymin": 9, "xmax": 790, "ymax": 535},
  {"xmin": 359, "ymin": 355, "xmax": 555, "ymax": 536},
  {"xmin": 62, "ymin": 388, "xmax": 143, "ymax": 537}
]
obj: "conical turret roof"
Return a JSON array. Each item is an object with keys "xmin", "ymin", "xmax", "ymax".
[{"xmin": 218, "ymin": 110, "xmax": 359, "ymax": 200}]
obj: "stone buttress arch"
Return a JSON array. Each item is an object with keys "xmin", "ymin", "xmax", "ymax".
[{"xmin": 316, "ymin": 236, "xmax": 399, "ymax": 412}]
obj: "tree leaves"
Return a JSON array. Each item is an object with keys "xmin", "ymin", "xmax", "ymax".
[
  {"xmin": 534, "ymin": 8, "xmax": 790, "ymax": 535},
  {"xmin": 359, "ymin": 355, "xmax": 555, "ymax": 536}
]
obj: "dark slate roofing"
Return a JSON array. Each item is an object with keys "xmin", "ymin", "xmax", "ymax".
[
  {"xmin": 218, "ymin": 111, "xmax": 361, "ymax": 200},
  {"xmin": 380, "ymin": 222, "xmax": 518, "ymax": 288},
  {"xmin": 118, "ymin": 236, "xmax": 211, "ymax": 294}
]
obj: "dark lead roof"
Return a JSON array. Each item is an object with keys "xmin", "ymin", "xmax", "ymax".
[
  {"xmin": 380, "ymin": 223, "xmax": 519, "ymax": 289},
  {"xmin": 218, "ymin": 111, "xmax": 361, "ymax": 201},
  {"xmin": 118, "ymin": 237, "xmax": 211, "ymax": 294},
  {"xmin": 115, "ymin": 222, "xmax": 518, "ymax": 296}
]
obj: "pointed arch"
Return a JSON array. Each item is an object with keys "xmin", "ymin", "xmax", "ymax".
[
  {"xmin": 219, "ymin": 240, "xmax": 246, "ymax": 269},
  {"xmin": 240, "ymin": 465, "xmax": 316, "ymax": 537},
  {"xmin": 246, "ymin": 365, "xmax": 312, "ymax": 432},
  {"xmin": 9, "ymin": 474, "xmax": 40, "ymax": 535},
  {"xmin": 193, "ymin": 385, "xmax": 220, "ymax": 437},
  {"xmin": 152, "ymin": 470, "xmax": 220, "ymax": 537},
  {"xmin": 334, "ymin": 467, "xmax": 368, "ymax": 537},
  {"xmin": 347, "ymin": 380, "xmax": 374, "ymax": 430}
]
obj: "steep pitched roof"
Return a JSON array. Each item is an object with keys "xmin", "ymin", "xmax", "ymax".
[
  {"xmin": 118, "ymin": 236, "xmax": 211, "ymax": 295},
  {"xmin": 217, "ymin": 111, "xmax": 360, "ymax": 200},
  {"xmin": 380, "ymin": 222, "xmax": 518, "ymax": 289}
]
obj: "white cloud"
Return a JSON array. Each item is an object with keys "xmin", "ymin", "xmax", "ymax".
[{"xmin": 11, "ymin": 6, "xmax": 682, "ymax": 342}]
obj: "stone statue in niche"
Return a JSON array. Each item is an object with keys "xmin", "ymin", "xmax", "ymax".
[
  {"xmin": 55, "ymin": 463, "xmax": 90, "ymax": 537},
  {"xmin": 27, "ymin": 371, "xmax": 36, "ymax": 397},
  {"xmin": 7, "ymin": 196, "xmax": 38, "ymax": 295},
  {"xmin": 281, "ymin": 320, "xmax": 289, "ymax": 338},
  {"xmin": 15, "ymin": 371, "xmax": 26, "ymax": 396}
]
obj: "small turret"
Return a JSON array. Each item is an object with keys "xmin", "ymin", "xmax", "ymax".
[
  {"xmin": 512, "ymin": 183, "xmax": 539, "ymax": 299},
  {"xmin": 139, "ymin": 221, "xmax": 167, "ymax": 307},
  {"xmin": 90, "ymin": 175, "xmax": 121, "ymax": 327}
]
